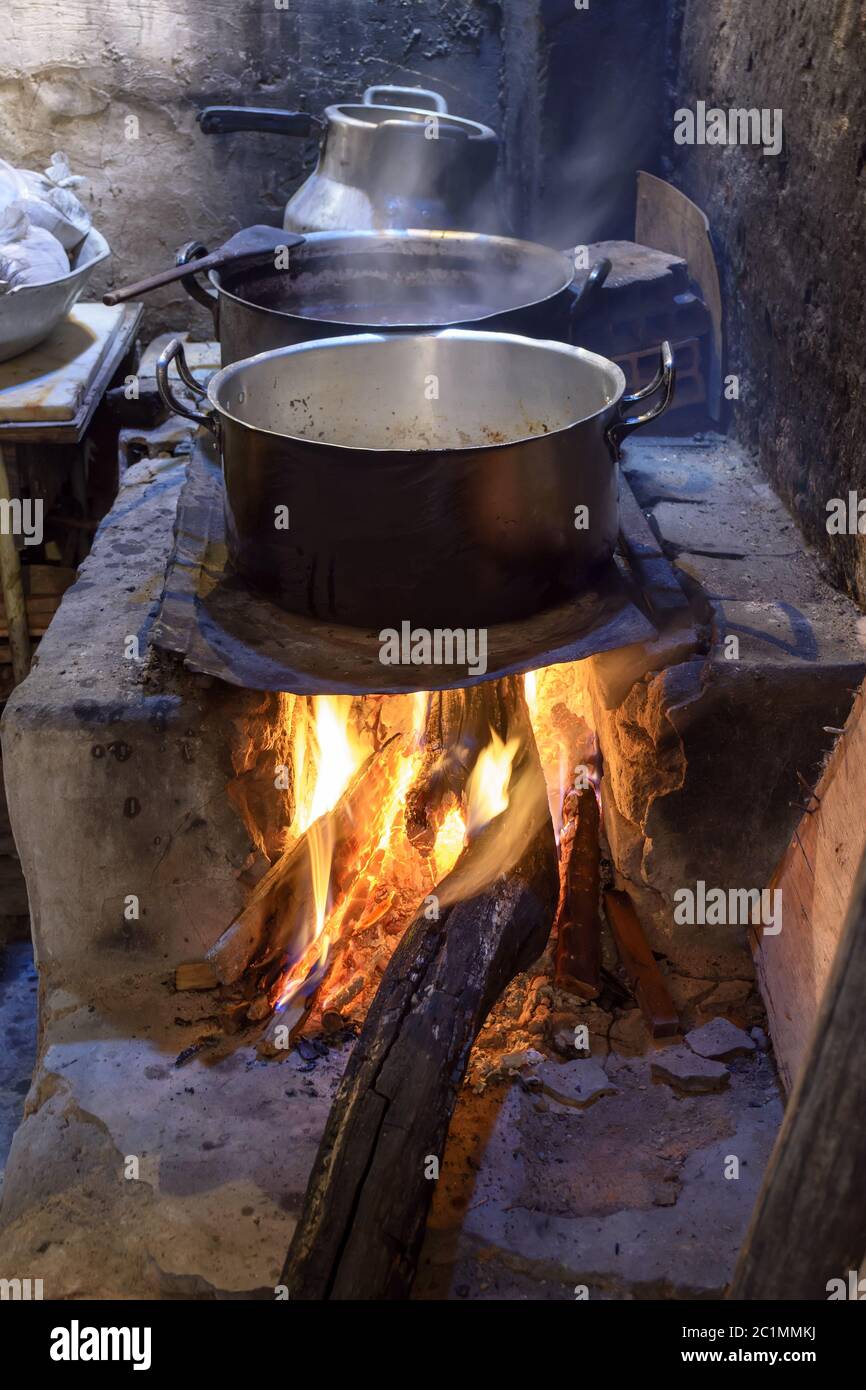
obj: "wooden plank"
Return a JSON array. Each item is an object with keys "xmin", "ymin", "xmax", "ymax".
[
  {"xmin": 753, "ymin": 685, "xmax": 866, "ymax": 1091},
  {"xmin": 21, "ymin": 564, "xmax": 76, "ymax": 596},
  {"xmin": 730, "ymin": 844, "xmax": 866, "ymax": 1299},
  {"xmin": 0, "ymin": 303, "xmax": 142, "ymax": 443},
  {"xmin": 635, "ymin": 171, "xmax": 723, "ymax": 418},
  {"xmin": 175, "ymin": 961, "xmax": 219, "ymax": 992},
  {"xmin": 0, "ymin": 304, "xmax": 122, "ymax": 421}
]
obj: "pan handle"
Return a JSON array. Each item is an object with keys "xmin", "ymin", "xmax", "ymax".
[
  {"xmin": 176, "ymin": 241, "xmax": 220, "ymax": 328},
  {"xmin": 607, "ymin": 342, "xmax": 676, "ymax": 453},
  {"xmin": 156, "ymin": 339, "xmax": 217, "ymax": 434},
  {"xmin": 197, "ymin": 106, "xmax": 322, "ymax": 137},
  {"xmin": 363, "ymin": 85, "xmax": 448, "ymax": 113}
]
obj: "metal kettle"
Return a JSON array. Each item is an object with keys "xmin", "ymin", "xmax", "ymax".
[{"xmin": 198, "ymin": 85, "xmax": 502, "ymax": 235}]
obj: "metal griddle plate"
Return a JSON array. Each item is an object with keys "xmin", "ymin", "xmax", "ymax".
[{"xmin": 151, "ymin": 432, "xmax": 656, "ymax": 695}]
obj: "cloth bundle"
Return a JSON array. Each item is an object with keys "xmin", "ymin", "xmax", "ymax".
[{"xmin": 0, "ymin": 152, "xmax": 91, "ymax": 293}]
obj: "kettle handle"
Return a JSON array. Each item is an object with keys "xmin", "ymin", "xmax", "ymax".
[
  {"xmin": 607, "ymin": 342, "xmax": 676, "ymax": 452},
  {"xmin": 363, "ymin": 85, "xmax": 448, "ymax": 114},
  {"xmin": 198, "ymin": 106, "xmax": 322, "ymax": 137}
]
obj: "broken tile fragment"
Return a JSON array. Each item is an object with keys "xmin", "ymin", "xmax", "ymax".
[
  {"xmin": 532, "ymin": 1058, "xmax": 615, "ymax": 1109},
  {"xmin": 685, "ymin": 1017, "xmax": 756, "ymax": 1060},
  {"xmin": 651, "ymin": 1047, "xmax": 730, "ymax": 1094}
]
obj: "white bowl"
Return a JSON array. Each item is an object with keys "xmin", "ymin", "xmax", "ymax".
[{"xmin": 0, "ymin": 228, "xmax": 110, "ymax": 363}]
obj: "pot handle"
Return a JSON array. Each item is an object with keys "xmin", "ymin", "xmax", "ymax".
[
  {"xmin": 156, "ymin": 339, "xmax": 217, "ymax": 434},
  {"xmin": 363, "ymin": 85, "xmax": 448, "ymax": 114},
  {"xmin": 568, "ymin": 257, "xmax": 612, "ymax": 339},
  {"xmin": 197, "ymin": 106, "xmax": 322, "ymax": 137},
  {"xmin": 175, "ymin": 241, "xmax": 220, "ymax": 329},
  {"xmin": 607, "ymin": 342, "xmax": 676, "ymax": 451}
]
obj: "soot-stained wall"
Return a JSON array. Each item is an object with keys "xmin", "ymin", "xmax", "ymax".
[
  {"xmin": 672, "ymin": 0, "xmax": 866, "ymax": 607},
  {"xmin": 0, "ymin": 0, "xmax": 505, "ymax": 332},
  {"xmin": 527, "ymin": 0, "xmax": 670, "ymax": 247},
  {"xmin": 1, "ymin": 0, "xmax": 673, "ymax": 335}
]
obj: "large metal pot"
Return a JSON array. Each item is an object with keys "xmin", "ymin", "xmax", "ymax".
[
  {"xmin": 198, "ymin": 85, "xmax": 500, "ymax": 235},
  {"xmin": 157, "ymin": 330, "xmax": 674, "ymax": 631},
  {"xmin": 177, "ymin": 229, "xmax": 606, "ymax": 366}
]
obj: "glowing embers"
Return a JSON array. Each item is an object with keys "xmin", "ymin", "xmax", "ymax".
[{"xmin": 206, "ymin": 668, "xmax": 595, "ymax": 1052}]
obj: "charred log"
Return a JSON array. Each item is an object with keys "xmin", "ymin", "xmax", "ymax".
[{"xmin": 283, "ymin": 691, "xmax": 558, "ymax": 1300}]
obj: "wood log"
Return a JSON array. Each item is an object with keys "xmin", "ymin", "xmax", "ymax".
[
  {"xmin": 554, "ymin": 785, "xmax": 601, "ymax": 998},
  {"xmin": 604, "ymin": 888, "xmax": 679, "ymax": 1037},
  {"xmin": 208, "ymin": 735, "xmax": 404, "ymax": 985},
  {"xmin": 729, "ymin": 845, "xmax": 866, "ymax": 1300},
  {"xmin": 283, "ymin": 688, "xmax": 558, "ymax": 1300}
]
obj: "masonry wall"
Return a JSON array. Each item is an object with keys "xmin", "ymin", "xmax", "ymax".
[
  {"xmin": 0, "ymin": 0, "xmax": 505, "ymax": 334},
  {"xmin": 672, "ymin": 0, "xmax": 866, "ymax": 607},
  {"xmin": 1, "ymin": 0, "xmax": 673, "ymax": 335}
]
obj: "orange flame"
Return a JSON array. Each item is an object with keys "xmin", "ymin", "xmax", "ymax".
[
  {"xmin": 271, "ymin": 696, "xmax": 530, "ymax": 1020},
  {"xmin": 276, "ymin": 698, "xmax": 367, "ymax": 1008},
  {"xmin": 465, "ymin": 729, "xmax": 520, "ymax": 838}
]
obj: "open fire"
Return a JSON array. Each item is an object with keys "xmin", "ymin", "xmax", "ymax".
[{"xmin": 226, "ymin": 665, "xmax": 595, "ymax": 1045}]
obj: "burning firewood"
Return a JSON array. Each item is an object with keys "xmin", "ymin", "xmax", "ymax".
[
  {"xmin": 405, "ymin": 677, "xmax": 523, "ymax": 850},
  {"xmin": 283, "ymin": 683, "xmax": 559, "ymax": 1300},
  {"xmin": 206, "ymin": 734, "xmax": 406, "ymax": 989},
  {"xmin": 604, "ymin": 887, "xmax": 679, "ymax": 1038},
  {"xmin": 554, "ymin": 783, "xmax": 602, "ymax": 998}
]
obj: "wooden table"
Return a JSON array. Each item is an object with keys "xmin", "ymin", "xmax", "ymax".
[{"xmin": 0, "ymin": 302, "xmax": 142, "ymax": 683}]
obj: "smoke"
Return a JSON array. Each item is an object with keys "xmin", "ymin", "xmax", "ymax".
[
  {"xmin": 529, "ymin": 83, "xmax": 660, "ymax": 251},
  {"xmin": 231, "ymin": 229, "xmax": 570, "ymax": 328}
]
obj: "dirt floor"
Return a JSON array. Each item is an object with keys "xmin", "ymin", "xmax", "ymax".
[{"xmin": 0, "ymin": 926, "xmax": 784, "ymax": 1300}]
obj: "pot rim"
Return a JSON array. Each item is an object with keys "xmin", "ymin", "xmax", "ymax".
[
  {"xmin": 322, "ymin": 101, "xmax": 497, "ymax": 142},
  {"xmin": 206, "ymin": 328, "xmax": 628, "ymax": 455},
  {"xmin": 210, "ymin": 228, "xmax": 575, "ymax": 330}
]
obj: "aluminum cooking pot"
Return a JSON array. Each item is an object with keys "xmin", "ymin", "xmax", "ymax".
[
  {"xmin": 177, "ymin": 228, "xmax": 608, "ymax": 366},
  {"xmin": 156, "ymin": 330, "xmax": 674, "ymax": 630},
  {"xmin": 198, "ymin": 85, "xmax": 500, "ymax": 235}
]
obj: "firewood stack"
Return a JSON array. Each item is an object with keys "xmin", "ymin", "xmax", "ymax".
[
  {"xmin": 283, "ymin": 677, "xmax": 559, "ymax": 1299},
  {"xmin": 172, "ymin": 676, "xmax": 556, "ymax": 1295}
]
